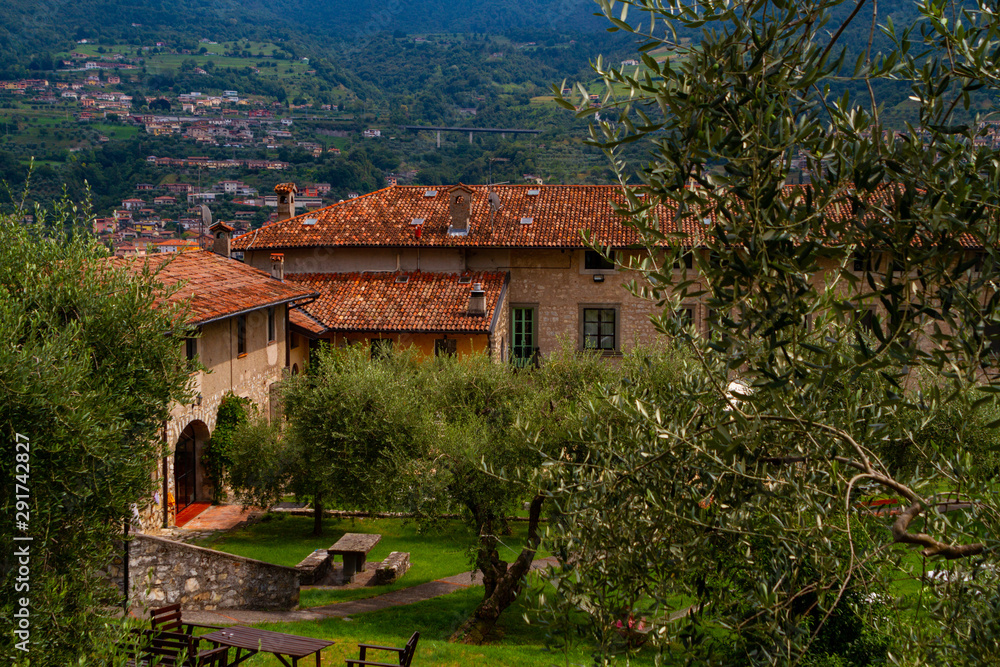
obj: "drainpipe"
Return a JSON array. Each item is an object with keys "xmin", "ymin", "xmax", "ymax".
[{"xmin": 161, "ymin": 421, "xmax": 169, "ymax": 529}]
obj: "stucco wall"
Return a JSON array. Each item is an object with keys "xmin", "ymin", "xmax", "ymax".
[
  {"xmin": 124, "ymin": 534, "xmax": 299, "ymax": 611},
  {"xmin": 319, "ymin": 332, "xmax": 492, "ymax": 358},
  {"xmin": 140, "ymin": 304, "xmax": 292, "ymax": 532}
]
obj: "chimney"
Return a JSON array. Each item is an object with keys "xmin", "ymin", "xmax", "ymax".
[
  {"xmin": 209, "ymin": 221, "xmax": 233, "ymax": 259},
  {"xmin": 468, "ymin": 282, "xmax": 486, "ymax": 316},
  {"xmin": 387, "ymin": 176, "xmax": 398, "ymax": 187},
  {"xmin": 270, "ymin": 253, "xmax": 284, "ymax": 281},
  {"xmin": 448, "ymin": 184, "xmax": 473, "ymax": 235},
  {"xmin": 274, "ymin": 183, "xmax": 298, "ymax": 221}
]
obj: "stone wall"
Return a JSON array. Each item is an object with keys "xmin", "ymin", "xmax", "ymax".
[{"xmin": 126, "ymin": 534, "xmax": 299, "ymax": 611}]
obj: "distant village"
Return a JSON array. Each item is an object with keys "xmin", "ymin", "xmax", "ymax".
[
  {"xmin": 96, "ymin": 179, "xmax": 339, "ymax": 258},
  {"xmin": 3, "ymin": 68, "xmax": 345, "ymax": 154}
]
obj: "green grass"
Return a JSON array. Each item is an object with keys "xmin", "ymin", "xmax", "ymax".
[
  {"xmin": 228, "ymin": 586, "xmax": 659, "ymax": 667},
  {"xmin": 195, "ymin": 514, "xmax": 548, "ymax": 607}
]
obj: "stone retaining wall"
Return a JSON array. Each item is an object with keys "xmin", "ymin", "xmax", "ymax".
[{"xmin": 126, "ymin": 534, "xmax": 299, "ymax": 611}]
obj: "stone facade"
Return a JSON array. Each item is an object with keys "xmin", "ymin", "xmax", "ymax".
[
  {"xmin": 125, "ymin": 534, "xmax": 299, "ymax": 610},
  {"xmin": 247, "ymin": 246, "xmax": 665, "ymax": 359}
]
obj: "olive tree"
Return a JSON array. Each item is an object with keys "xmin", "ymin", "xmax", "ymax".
[
  {"xmin": 536, "ymin": 0, "xmax": 1000, "ymax": 663},
  {"xmin": 0, "ymin": 199, "xmax": 193, "ymax": 665}
]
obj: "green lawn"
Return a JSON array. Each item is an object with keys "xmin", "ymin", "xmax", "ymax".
[
  {"xmin": 223, "ymin": 586, "xmax": 659, "ymax": 667},
  {"xmin": 195, "ymin": 513, "xmax": 547, "ymax": 606}
]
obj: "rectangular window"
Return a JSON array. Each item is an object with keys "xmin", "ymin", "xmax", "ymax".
[
  {"xmin": 434, "ymin": 338, "xmax": 457, "ymax": 357},
  {"xmin": 370, "ymin": 338, "xmax": 393, "ymax": 360},
  {"xmin": 853, "ymin": 251, "xmax": 875, "ymax": 273},
  {"xmin": 290, "ymin": 331, "xmax": 299, "ymax": 349},
  {"xmin": 511, "ymin": 306, "xmax": 537, "ymax": 366},
  {"xmin": 857, "ymin": 308, "xmax": 878, "ymax": 335},
  {"xmin": 973, "ymin": 252, "xmax": 987, "ymax": 274},
  {"xmin": 237, "ymin": 315, "xmax": 246, "ymax": 356},
  {"xmin": 582, "ymin": 307, "xmax": 617, "ymax": 352},
  {"xmin": 584, "ymin": 249, "xmax": 616, "ymax": 271},
  {"xmin": 674, "ymin": 307, "xmax": 694, "ymax": 328},
  {"xmin": 185, "ymin": 337, "xmax": 197, "ymax": 362},
  {"xmin": 673, "ymin": 251, "xmax": 694, "ymax": 270},
  {"xmin": 267, "ymin": 307, "xmax": 276, "ymax": 343}
]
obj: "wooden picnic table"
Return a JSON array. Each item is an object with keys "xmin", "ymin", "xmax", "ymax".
[
  {"xmin": 201, "ymin": 626, "xmax": 334, "ymax": 667},
  {"xmin": 328, "ymin": 533, "xmax": 381, "ymax": 582}
]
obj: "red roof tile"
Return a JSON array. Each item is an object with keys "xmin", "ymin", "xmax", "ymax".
[
  {"xmin": 234, "ymin": 184, "xmax": 660, "ymax": 250},
  {"xmin": 232, "ymin": 183, "xmax": 987, "ymax": 251},
  {"xmin": 113, "ymin": 250, "xmax": 317, "ymax": 325},
  {"xmin": 287, "ymin": 271, "xmax": 507, "ymax": 334}
]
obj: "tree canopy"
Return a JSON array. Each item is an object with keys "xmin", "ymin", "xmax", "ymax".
[
  {"xmin": 0, "ymin": 200, "xmax": 193, "ymax": 664},
  {"xmin": 535, "ymin": 0, "xmax": 1000, "ymax": 663}
]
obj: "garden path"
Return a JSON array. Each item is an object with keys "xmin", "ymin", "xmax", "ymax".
[{"xmin": 179, "ymin": 557, "xmax": 560, "ymax": 626}]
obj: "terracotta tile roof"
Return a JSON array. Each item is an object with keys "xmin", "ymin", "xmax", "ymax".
[
  {"xmin": 289, "ymin": 306, "xmax": 327, "ymax": 336},
  {"xmin": 234, "ymin": 184, "xmax": 660, "ymax": 251},
  {"xmin": 274, "ymin": 182, "xmax": 297, "ymax": 194},
  {"xmin": 286, "ymin": 271, "xmax": 508, "ymax": 334},
  {"xmin": 113, "ymin": 249, "xmax": 317, "ymax": 325},
  {"xmin": 232, "ymin": 183, "xmax": 988, "ymax": 251}
]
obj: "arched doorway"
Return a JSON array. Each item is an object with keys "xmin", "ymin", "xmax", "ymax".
[{"xmin": 174, "ymin": 421, "xmax": 210, "ymax": 515}]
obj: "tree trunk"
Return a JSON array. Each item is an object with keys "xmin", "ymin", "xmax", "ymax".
[
  {"xmin": 313, "ymin": 491, "xmax": 323, "ymax": 536},
  {"xmin": 452, "ymin": 494, "xmax": 545, "ymax": 644}
]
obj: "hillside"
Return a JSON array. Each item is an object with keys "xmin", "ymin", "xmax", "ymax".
[{"xmin": 0, "ymin": 0, "xmax": 608, "ymax": 71}]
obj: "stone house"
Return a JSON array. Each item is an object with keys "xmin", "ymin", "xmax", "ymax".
[
  {"xmin": 232, "ymin": 183, "xmax": 994, "ymax": 367},
  {"xmin": 232, "ymin": 183, "xmax": 681, "ymax": 365},
  {"xmin": 117, "ymin": 236, "xmax": 317, "ymax": 530}
]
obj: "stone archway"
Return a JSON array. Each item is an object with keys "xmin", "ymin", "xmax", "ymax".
[{"xmin": 174, "ymin": 420, "xmax": 211, "ymax": 515}]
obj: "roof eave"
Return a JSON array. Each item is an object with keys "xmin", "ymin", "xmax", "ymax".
[{"xmin": 188, "ymin": 291, "xmax": 319, "ymax": 327}]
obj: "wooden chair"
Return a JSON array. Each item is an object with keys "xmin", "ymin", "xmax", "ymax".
[
  {"xmin": 150, "ymin": 603, "xmax": 224, "ymax": 635},
  {"xmin": 346, "ymin": 631, "xmax": 419, "ymax": 667},
  {"xmin": 118, "ymin": 629, "xmax": 230, "ymax": 666}
]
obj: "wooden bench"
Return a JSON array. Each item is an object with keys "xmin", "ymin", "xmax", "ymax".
[
  {"xmin": 346, "ymin": 631, "xmax": 419, "ymax": 667},
  {"xmin": 328, "ymin": 533, "xmax": 381, "ymax": 583},
  {"xmin": 375, "ymin": 552, "xmax": 410, "ymax": 585},
  {"xmin": 118, "ymin": 628, "xmax": 230, "ymax": 666},
  {"xmin": 150, "ymin": 603, "xmax": 224, "ymax": 635},
  {"xmin": 295, "ymin": 549, "xmax": 333, "ymax": 585}
]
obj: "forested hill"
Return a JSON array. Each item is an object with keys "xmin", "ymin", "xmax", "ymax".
[{"xmin": 0, "ymin": 0, "xmax": 606, "ymax": 69}]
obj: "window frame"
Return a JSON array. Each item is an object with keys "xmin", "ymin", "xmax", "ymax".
[
  {"xmin": 579, "ymin": 304, "xmax": 620, "ymax": 354},
  {"xmin": 434, "ymin": 337, "xmax": 458, "ymax": 357},
  {"xmin": 581, "ymin": 249, "xmax": 616, "ymax": 273},
  {"xmin": 184, "ymin": 334, "xmax": 198, "ymax": 363},
  {"xmin": 237, "ymin": 314, "xmax": 247, "ymax": 357},
  {"xmin": 511, "ymin": 304, "xmax": 539, "ymax": 364},
  {"xmin": 674, "ymin": 305, "xmax": 695, "ymax": 329},
  {"xmin": 267, "ymin": 306, "xmax": 276, "ymax": 344},
  {"xmin": 673, "ymin": 250, "xmax": 694, "ymax": 270}
]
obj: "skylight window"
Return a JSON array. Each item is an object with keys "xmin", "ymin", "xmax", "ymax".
[
  {"xmin": 520, "ymin": 217, "xmax": 533, "ymax": 225},
  {"xmin": 411, "ymin": 218, "xmax": 424, "ymax": 225},
  {"xmin": 458, "ymin": 276, "xmax": 473, "ymax": 284},
  {"xmin": 395, "ymin": 275, "xmax": 410, "ymax": 284},
  {"xmin": 424, "ymin": 190, "xmax": 438, "ymax": 197},
  {"xmin": 527, "ymin": 189, "xmax": 540, "ymax": 196},
  {"xmin": 302, "ymin": 218, "xmax": 318, "ymax": 225}
]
